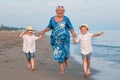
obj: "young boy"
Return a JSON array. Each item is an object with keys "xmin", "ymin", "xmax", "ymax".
[
  {"xmin": 19, "ymin": 26, "xmax": 42, "ymax": 71},
  {"xmin": 73, "ymin": 24, "xmax": 104, "ymax": 77}
]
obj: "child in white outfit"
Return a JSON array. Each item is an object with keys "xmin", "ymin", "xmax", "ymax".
[
  {"xmin": 19, "ymin": 26, "xmax": 42, "ymax": 70},
  {"xmin": 73, "ymin": 24, "xmax": 104, "ymax": 77}
]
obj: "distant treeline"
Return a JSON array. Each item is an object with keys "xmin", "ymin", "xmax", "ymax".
[{"xmin": 0, "ymin": 24, "xmax": 24, "ymax": 31}]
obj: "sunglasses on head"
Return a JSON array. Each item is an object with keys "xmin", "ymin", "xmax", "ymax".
[{"xmin": 57, "ymin": 6, "xmax": 64, "ymax": 9}]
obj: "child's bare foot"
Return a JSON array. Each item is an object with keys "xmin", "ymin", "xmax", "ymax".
[
  {"xmin": 59, "ymin": 71, "xmax": 64, "ymax": 75},
  {"xmin": 32, "ymin": 68, "xmax": 35, "ymax": 71},
  {"xmin": 84, "ymin": 72, "xmax": 88, "ymax": 78},
  {"xmin": 87, "ymin": 69, "xmax": 91, "ymax": 75},
  {"xmin": 32, "ymin": 67, "xmax": 35, "ymax": 71},
  {"xmin": 27, "ymin": 63, "xmax": 31, "ymax": 68},
  {"xmin": 31, "ymin": 66, "xmax": 35, "ymax": 71}
]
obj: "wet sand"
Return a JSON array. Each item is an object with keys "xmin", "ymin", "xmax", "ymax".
[{"xmin": 0, "ymin": 31, "xmax": 94, "ymax": 80}]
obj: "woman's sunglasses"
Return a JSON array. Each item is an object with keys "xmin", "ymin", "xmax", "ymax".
[{"xmin": 56, "ymin": 6, "xmax": 64, "ymax": 9}]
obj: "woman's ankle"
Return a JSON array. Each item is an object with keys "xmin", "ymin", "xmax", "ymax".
[{"xmin": 65, "ymin": 60, "xmax": 68, "ymax": 67}]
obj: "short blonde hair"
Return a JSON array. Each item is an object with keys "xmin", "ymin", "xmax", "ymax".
[{"xmin": 80, "ymin": 24, "xmax": 89, "ymax": 30}]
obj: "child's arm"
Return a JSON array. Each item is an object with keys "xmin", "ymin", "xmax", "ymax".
[
  {"xmin": 92, "ymin": 32, "xmax": 104, "ymax": 37},
  {"xmin": 37, "ymin": 35, "xmax": 42, "ymax": 40},
  {"xmin": 19, "ymin": 30, "xmax": 27, "ymax": 38},
  {"xmin": 40, "ymin": 28, "xmax": 51, "ymax": 35}
]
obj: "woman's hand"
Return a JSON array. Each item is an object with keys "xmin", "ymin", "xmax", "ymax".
[{"xmin": 39, "ymin": 31, "xmax": 45, "ymax": 35}]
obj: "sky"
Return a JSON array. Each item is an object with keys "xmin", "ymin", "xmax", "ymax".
[{"xmin": 0, "ymin": 0, "xmax": 120, "ymax": 31}]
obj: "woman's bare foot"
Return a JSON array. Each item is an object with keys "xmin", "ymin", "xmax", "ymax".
[{"xmin": 58, "ymin": 62, "xmax": 64, "ymax": 75}]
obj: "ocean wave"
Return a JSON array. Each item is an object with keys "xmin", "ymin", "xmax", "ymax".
[
  {"xmin": 109, "ymin": 63, "xmax": 120, "ymax": 69},
  {"xmin": 93, "ymin": 44, "xmax": 120, "ymax": 48}
]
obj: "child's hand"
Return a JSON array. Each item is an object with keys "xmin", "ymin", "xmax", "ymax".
[
  {"xmin": 23, "ymin": 30, "xmax": 27, "ymax": 33},
  {"xmin": 100, "ymin": 32, "xmax": 104, "ymax": 35},
  {"xmin": 38, "ymin": 35, "xmax": 43, "ymax": 40}
]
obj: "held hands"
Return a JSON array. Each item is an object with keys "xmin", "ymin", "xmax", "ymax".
[
  {"xmin": 71, "ymin": 31, "xmax": 78, "ymax": 44},
  {"xmin": 39, "ymin": 28, "xmax": 51, "ymax": 36},
  {"xmin": 39, "ymin": 31, "xmax": 45, "ymax": 35},
  {"xmin": 73, "ymin": 37, "xmax": 78, "ymax": 44}
]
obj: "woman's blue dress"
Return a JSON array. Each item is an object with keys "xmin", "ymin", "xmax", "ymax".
[{"xmin": 47, "ymin": 16, "xmax": 73, "ymax": 63}]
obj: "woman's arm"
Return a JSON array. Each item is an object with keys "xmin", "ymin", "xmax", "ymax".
[
  {"xmin": 70, "ymin": 29, "xmax": 79, "ymax": 44},
  {"xmin": 19, "ymin": 30, "xmax": 27, "ymax": 38},
  {"xmin": 70, "ymin": 29, "xmax": 76, "ymax": 38},
  {"xmin": 92, "ymin": 32, "xmax": 104, "ymax": 37},
  {"xmin": 40, "ymin": 28, "xmax": 51, "ymax": 35}
]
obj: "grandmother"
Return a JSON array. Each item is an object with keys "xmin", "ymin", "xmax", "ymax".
[{"xmin": 40, "ymin": 6, "xmax": 76, "ymax": 75}]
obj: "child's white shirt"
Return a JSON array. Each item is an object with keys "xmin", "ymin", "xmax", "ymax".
[
  {"xmin": 22, "ymin": 34, "xmax": 38, "ymax": 53},
  {"xmin": 77, "ymin": 32, "xmax": 93, "ymax": 55}
]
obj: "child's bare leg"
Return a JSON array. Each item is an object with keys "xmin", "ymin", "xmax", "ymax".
[
  {"xmin": 25, "ymin": 53, "xmax": 31, "ymax": 68},
  {"xmin": 87, "ymin": 60, "xmax": 91, "ymax": 75},
  {"xmin": 83, "ymin": 59, "xmax": 88, "ymax": 77},
  {"xmin": 27, "ymin": 60, "xmax": 31, "ymax": 68},
  {"xmin": 31, "ymin": 58, "xmax": 35, "ymax": 70},
  {"xmin": 58, "ymin": 62, "xmax": 64, "ymax": 75}
]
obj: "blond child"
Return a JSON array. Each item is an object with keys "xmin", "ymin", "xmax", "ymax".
[
  {"xmin": 19, "ymin": 26, "xmax": 42, "ymax": 70},
  {"xmin": 73, "ymin": 24, "xmax": 104, "ymax": 77}
]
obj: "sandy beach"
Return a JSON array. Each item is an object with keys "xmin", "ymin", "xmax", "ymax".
[{"xmin": 0, "ymin": 31, "xmax": 94, "ymax": 80}]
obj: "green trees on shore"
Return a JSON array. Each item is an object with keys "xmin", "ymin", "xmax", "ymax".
[{"xmin": 0, "ymin": 24, "xmax": 24, "ymax": 31}]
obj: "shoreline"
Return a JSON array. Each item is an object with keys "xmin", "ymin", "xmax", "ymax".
[
  {"xmin": 2, "ymin": 31, "xmax": 120, "ymax": 80},
  {"xmin": 71, "ymin": 49, "xmax": 120, "ymax": 80}
]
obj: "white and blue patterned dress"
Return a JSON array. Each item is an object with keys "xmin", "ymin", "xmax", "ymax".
[{"xmin": 47, "ymin": 16, "xmax": 73, "ymax": 63}]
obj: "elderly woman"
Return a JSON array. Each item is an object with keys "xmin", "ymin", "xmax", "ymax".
[{"xmin": 40, "ymin": 6, "xmax": 76, "ymax": 75}]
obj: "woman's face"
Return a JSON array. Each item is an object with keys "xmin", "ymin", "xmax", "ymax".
[
  {"xmin": 80, "ymin": 27, "xmax": 88, "ymax": 35},
  {"xmin": 56, "ymin": 8, "xmax": 64, "ymax": 17}
]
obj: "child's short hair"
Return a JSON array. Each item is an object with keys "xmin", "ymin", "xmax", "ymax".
[{"xmin": 80, "ymin": 24, "xmax": 89, "ymax": 30}]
